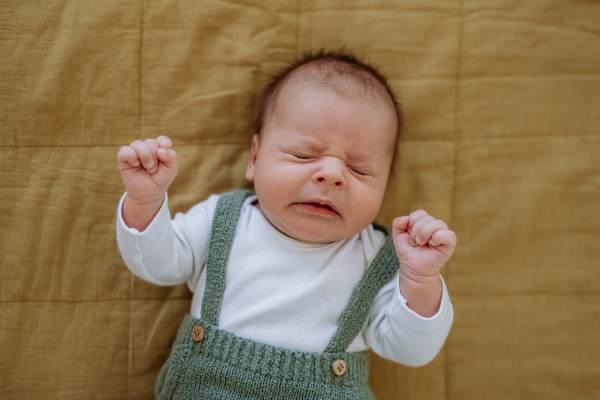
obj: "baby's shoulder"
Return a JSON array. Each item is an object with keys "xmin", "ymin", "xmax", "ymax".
[
  {"xmin": 363, "ymin": 222, "xmax": 388, "ymax": 247},
  {"xmin": 184, "ymin": 192, "xmax": 256, "ymax": 228},
  {"xmin": 184, "ymin": 193, "xmax": 221, "ymax": 216},
  {"xmin": 358, "ymin": 223, "xmax": 389, "ymax": 263}
]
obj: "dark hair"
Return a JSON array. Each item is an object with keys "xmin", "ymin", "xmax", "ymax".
[{"xmin": 253, "ymin": 49, "xmax": 402, "ymax": 166}]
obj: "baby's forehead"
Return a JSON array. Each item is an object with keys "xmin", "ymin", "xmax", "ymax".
[
  {"xmin": 264, "ymin": 74, "xmax": 398, "ymax": 161},
  {"xmin": 272, "ymin": 63, "xmax": 395, "ymax": 111},
  {"xmin": 255, "ymin": 57, "xmax": 400, "ymax": 167}
]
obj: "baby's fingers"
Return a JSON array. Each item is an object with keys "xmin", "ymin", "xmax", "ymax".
[
  {"xmin": 129, "ymin": 140, "xmax": 156, "ymax": 174},
  {"xmin": 152, "ymin": 147, "xmax": 178, "ymax": 189},
  {"xmin": 156, "ymin": 135, "xmax": 173, "ymax": 150},
  {"xmin": 143, "ymin": 139, "xmax": 160, "ymax": 174},
  {"xmin": 407, "ymin": 210, "xmax": 429, "ymax": 235},
  {"xmin": 157, "ymin": 148, "xmax": 178, "ymax": 171},
  {"xmin": 414, "ymin": 219, "xmax": 448, "ymax": 246},
  {"xmin": 392, "ymin": 216, "xmax": 409, "ymax": 236},
  {"xmin": 117, "ymin": 146, "xmax": 141, "ymax": 169},
  {"xmin": 428, "ymin": 229, "xmax": 457, "ymax": 251}
]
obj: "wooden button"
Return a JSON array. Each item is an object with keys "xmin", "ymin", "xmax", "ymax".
[
  {"xmin": 332, "ymin": 359, "xmax": 347, "ymax": 376},
  {"xmin": 192, "ymin": 325, "xmax": 205, "ymax": 342}
]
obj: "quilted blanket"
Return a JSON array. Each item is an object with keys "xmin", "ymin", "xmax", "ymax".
[{"xmin": 1, "ymin": 0, "xmax": 599, "ymax": 399}]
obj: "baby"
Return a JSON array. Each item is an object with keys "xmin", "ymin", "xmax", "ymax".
[{"xmin": 117, "ymin": 52, "xmax": 456, "ymax": 399}]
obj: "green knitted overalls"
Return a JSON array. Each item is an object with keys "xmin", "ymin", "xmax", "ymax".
[{"xmin": 155, "ymin": 190, "xmax": 400, "ymax": 399}]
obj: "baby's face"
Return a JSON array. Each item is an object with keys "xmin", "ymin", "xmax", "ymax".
[{"xmin": 245, "ymin": 83, "xmax": 397, "ymax": 243}]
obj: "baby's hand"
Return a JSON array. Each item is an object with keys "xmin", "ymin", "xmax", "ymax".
[
  {"xmin": 392, "ymin": 211, "xmax": 457, "ymax": 281},
  {"xmin": 117, "ymin": 136, "xmax": 178, "ymax": 205}
]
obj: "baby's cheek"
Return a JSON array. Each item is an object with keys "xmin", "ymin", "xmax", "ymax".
[
  {"xmin": 255, "ymin": 166, "xmax": 300, "ymax": 203},
  {"xmin": 351, "ymin": 189, "xmax": 384, "ymax": 224},
  {"xmin": 276, "ymin": 165, "xmax": 310, "ymax": 187}
]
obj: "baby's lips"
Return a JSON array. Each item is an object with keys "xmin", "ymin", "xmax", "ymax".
[
  {"xmin": 293, "ymin": 201, "xmax": 340, "ymax": 217},
  {"xmin": 302, "ymin": 198, "xmax": 338, "ymax": 213}
]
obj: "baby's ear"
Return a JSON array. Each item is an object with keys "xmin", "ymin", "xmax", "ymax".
[{"xmin": 245, "ymin": 134, "xmax": 260, "ymax": 181}]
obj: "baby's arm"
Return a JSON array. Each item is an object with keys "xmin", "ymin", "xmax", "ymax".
[
  {"xmin": 365, "ymin": 271, "xmax": 453, "ymax": 366},
  {"xmin": 362, "ymin": 210, "xmax": 456, "ymax": 366},
  {"xmin": 116, "ymin": 136, "xmax": 204, "ymax": 286},
  {"xmin": 117, "ymin": 136, "xmax": 178, "ymax": 232},
  {"xmin": 116, "ymin": 192, "xmax": 216, "ymax": 286}
]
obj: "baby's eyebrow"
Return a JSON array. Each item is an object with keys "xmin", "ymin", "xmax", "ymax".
[
  {"xmin": 344, "ymin": 148, "xmax": 377, "ymax": 164},
  {"xmin": 291, "ymin": 136, "xmax": 326, "ymax": 151},
  {"xmin": 345, "ymin": 155, "xmax": 376, "ymax": 168}
]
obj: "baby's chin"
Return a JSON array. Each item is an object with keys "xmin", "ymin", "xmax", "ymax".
[
  {"xmin": 280, "ymin": 219, "xmax": 363, "ymax": 244},
  {"xmin": 255, "ymin": 201, "xmax": 369, "ymax": 243}
]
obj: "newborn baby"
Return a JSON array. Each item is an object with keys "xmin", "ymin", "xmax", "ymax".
[{"xmin": 117, "ymin": 51, "xmax": 456, "ymax": 399}]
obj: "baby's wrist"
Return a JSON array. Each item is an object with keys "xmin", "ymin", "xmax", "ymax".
[
  {"xmin": 398, "ymin": 268, "xmax": 442, "ymax": 317},
  {"xmin": 399, "ymin": 265, "xmax": 440, "ymax": 286},
  {"xmin": 122, "ymin": 193, "xmax": 165, "ymax": 232},
  {"xmin": 125, "ymin": 192, "xmax": 165, "ymax": 207}
]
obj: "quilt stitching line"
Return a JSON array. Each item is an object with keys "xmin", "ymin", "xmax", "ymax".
[{"xmin": 447, "ymin": 0, "xmax": 465, "ymax": 398}]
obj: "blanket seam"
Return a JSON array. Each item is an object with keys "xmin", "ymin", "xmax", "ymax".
[{"xmin": 447, "ymin": 0, "xmax": 465, "ymax": 398}]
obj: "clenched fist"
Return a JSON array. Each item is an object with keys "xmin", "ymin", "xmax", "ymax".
[
  {"xmin": 117, "ymin": 136, "xmax": 178, "ymax": 205},
  {"xmin": 117, "ymin": 136, "xmax": 178, "ymax": 231},
  {"xmin": 392, "ymin": 210, "xmax": 457, "ymax": 317}
]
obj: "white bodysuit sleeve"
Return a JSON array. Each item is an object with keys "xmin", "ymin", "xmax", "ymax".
[
  {"xmin": 365, "ymin": 272, "xmax": 453, "ymax": 367},
  {"xmin": 116, "ymin": 192, "xmax": 218, "ymax": 288}
]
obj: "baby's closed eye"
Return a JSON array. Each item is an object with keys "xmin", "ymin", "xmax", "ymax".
[
  {"xmin": 293, "ymin": 154, "xmax": 313, "ymax": 160},
  {"xmin": 348, "ymin": 166, "xmax": 371, "ymax": 176}
]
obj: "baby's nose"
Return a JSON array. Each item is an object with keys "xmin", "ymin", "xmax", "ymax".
[
  {"xmin": 313, "ymin": 158, "xmax": 346, "ymax": 188},
  {"xmin": 315, "ymin": 176, "xmax": 344, "ymax": 186}
]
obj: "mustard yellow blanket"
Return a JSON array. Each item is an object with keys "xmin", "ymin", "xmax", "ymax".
[{"xmin": 1, "ymin": 1, "xmax": 599, "ymax": 398}]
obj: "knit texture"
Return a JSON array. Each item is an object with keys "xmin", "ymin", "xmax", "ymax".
[
  {"xmin": 201, "ymin": 190, "xmax": 254, "ymax": 325},
  {"xmin": 156, "ymin": 190, "xmax": 400, "ymax": 399},
  {"xmin": 325, "ymin": 222, "xmax": 398, "ymax": 353}
]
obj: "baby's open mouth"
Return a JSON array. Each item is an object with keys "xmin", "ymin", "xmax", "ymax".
[
  {"xmin": 307, "ymin": 202, "xmax": 333, "ymax": 211},
  {"xmin": 294, "ymin": 201, "xmax": 339, "ymax": 216}
]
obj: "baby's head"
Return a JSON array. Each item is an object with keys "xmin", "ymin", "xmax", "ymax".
[{"xmin": 245, "ymin": 51, "xmax": 401, "ymax": 243}]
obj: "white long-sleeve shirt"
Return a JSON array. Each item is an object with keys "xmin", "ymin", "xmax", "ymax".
[{"xmin": 116, "ymin": 192, "xmax": 453, "ymax": 367}]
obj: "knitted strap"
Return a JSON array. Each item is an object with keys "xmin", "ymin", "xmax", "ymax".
[
  {"xmin": 201, "ymin": 191, "xmax": 399, "ymax": 354},
  {"xmin": 325, "ymin": 222, "xmax": 400, "ymax": 353},
  {"xmin": 201, "ymin": 190, "xmax": 254, "ymax": 325}
]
